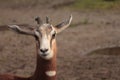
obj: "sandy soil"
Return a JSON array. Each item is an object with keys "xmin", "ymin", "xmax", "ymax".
[{"xmin": 0, "ymin": 6, "xmax": 120, "ymax": 80}]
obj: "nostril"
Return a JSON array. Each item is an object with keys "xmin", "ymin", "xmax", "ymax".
[
  {"xmin": 44, "ymin": 49, "xmax": 48, "ymax": 52},
  {"xmin": 40, "ymin": 49, "xmax": 48, "ymax": 53},
  {"xmin": 40, "ymin": 49, "xmax": 43, "ymax": 52}
]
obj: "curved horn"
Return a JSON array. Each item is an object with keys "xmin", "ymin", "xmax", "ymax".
[
  {"xmin": 54, "ymin": 15, "xmax": 72, "ymax": 33},
  {"xmin": 46, "ymin": 16, "xmax": 50, "ymax": 23},
  {"xmin": 35, "ymin": 16, "xmax": 42, "ymax": 25}
]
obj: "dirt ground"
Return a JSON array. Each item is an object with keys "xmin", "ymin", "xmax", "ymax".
[{"xmin": 0, "ymin": 5, "xmax": 120, "ymax": 80}]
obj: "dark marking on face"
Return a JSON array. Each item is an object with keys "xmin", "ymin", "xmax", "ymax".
[
  {"xmin": 39, "ymin": 24, "xmax": 53, "ymax": 36},
  {"xmin": 50, "ymin": 31, "xmax": 56, "ymax": 49}
]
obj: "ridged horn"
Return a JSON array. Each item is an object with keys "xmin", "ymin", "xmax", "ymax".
[
  {"xmin": 35, "ymin": 16, "xmax": 42, "ymax": 25},
  {"xmin": 46, "ymin": 16, "xmax": 50, "ymax": 24}
]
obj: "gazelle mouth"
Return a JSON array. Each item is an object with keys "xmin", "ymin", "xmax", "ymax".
[
  {"xmin": 38, "ymin": 51, "xmax": 54, "ymax": 60},
  {"xmin": 41, "ymin": 53, "xmax": 48, "ymax": 56}
]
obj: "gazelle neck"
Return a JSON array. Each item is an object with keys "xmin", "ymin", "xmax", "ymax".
[{"xmin": 31, "ymin": 40, "xmax": 57, "ymax": 80}]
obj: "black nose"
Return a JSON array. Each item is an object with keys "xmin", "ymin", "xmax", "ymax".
[{"xmin": 40, "ymin": 49, "xmax": 48, "ymax": 53}]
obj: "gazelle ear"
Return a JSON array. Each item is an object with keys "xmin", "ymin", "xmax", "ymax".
[
  {"xmin": 54, "ymin": 15, "xmax": 72, "ymax": 33},
  {"xmin": 8, "ymin": 25, "xmax": 35, "ymax": 36}
]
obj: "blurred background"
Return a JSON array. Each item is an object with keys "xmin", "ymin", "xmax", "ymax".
[{"xmin": 0, "ymin": 0, "xmax": 120, "ymax": 80}]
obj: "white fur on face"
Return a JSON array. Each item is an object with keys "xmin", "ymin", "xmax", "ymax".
[
  {"xmin": 40, "ymin": 34, "xmax": 49, "ymax": 50},
  {"xmin": 39, "ymin": 34, "xmax": 54, "ymax": 60},
  {"xmin": 37, "ymin": 24, "xmax": 55, "ymax": 60},
  {"xmin": 45, "ymin": 71, "xmax": 56, "ymax": 77}
]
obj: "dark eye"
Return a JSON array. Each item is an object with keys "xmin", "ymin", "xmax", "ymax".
[{"xmin": 52, "ymin": 33, "xmax": 56, "ymax": 39}]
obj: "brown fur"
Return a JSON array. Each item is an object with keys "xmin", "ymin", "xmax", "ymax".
[
  {"xmin": 31, "ymin": 39, "xmax": 57, "ymax": 80},
  {"xmin": 2, "ymin": 15, "xmax": 72, "ymax": 80},
  {"xmin": 0, "ymin": 39, "xmax": 57, "ymax": 80}
]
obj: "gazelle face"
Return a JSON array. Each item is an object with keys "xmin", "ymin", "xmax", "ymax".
[
  {"xmin": 8, "ymin": 15, "xmax": 72, "ymax": 60},
  {"xmin": 35, "ymin": 24, "xmax": 56, "ymax": 60}
]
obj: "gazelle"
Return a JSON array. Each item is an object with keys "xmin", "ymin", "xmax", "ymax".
[{"xmin": 0, "ymin": 15, "xmax": 72, "ymax": 80}]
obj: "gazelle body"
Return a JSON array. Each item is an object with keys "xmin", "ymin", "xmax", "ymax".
[{"xmin": 0, "ymin": 15, "xmax": 72, "ymax": 80}]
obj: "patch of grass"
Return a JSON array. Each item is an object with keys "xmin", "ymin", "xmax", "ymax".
[
  {"xmin": 71, "ymin": 0, "xmax": 120, "ymax": 10},
  {"xmin": 70, "ymin": 23, "xmax": 81, "ymax": 27},
  {"xmin": 81, "ymin": 18, "xmax": 90, "ymax": 24},
  {"xmin": 70, "ymin": 18, "xmax": 91, "ymax": 27},
  {"xmin": 88, "ymin": 47, "xmax": 120, "ymax": 56},
  {"xmin": 0, "ymin": 0, "xmax": 49, "ymax": 8}
]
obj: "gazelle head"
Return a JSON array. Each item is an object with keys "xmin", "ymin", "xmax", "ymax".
[{"xmin": 8, "ymin": 15, "xmax": 72, "ymax": 60}]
